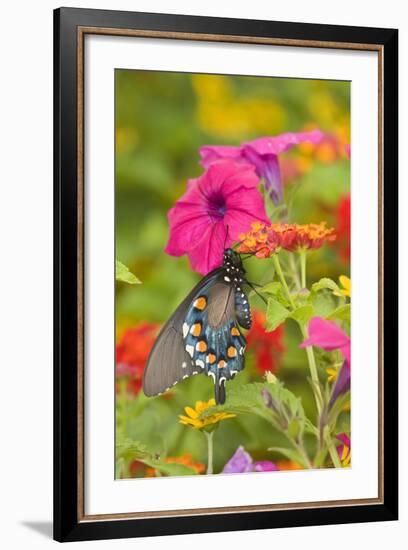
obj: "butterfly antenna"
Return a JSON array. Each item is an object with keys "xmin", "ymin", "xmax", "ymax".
[
  {"xmin": 224, "ymin": 225, "xmax": 229, "ymax": 250},
  {"xmin": 247, "ymin": 282, "xmax": 268, "ymax": 305}
]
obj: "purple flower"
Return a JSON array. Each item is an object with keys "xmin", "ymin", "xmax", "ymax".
[
  {"xmin": 200, "ymin": 130, "xmax": 324, "ymax": 205},
  {"xmin": 222, "ymin": 446, "xmax": 278, "ymax": 474},
  {"xmin": 165, "ymin": 160, "xmax": 269, "ymax": 275}
]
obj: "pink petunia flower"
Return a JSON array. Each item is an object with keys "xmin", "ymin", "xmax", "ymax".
[
  {"xmin": 165, "ymin": 160, "xmax": 269, "ymax": 275},
  {"xmin": 300, "ymin": 316, "xmax": 350, "ymax": 364},
  {"xmin": 200, "ymin": 130, "xmax": 324, "ymax": 205},
  {"xmin": 300, "ymin": 316, "xmax": 351, "ymax": 405}
]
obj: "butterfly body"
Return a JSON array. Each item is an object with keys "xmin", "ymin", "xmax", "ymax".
[{"xmin": 143, "ymin": 249, "xmax": 251, "ymax": 404}]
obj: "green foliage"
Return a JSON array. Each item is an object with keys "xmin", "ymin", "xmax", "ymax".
[
  {"xmin": 116, "ymin": 437, "xmax": 198, "ymax": 477},
  {"xmin": 116, "ymin": 260, "xmax": 141, "ymax": 284},
  {"xmin": 266, "ymin": 298, "xmax": 290, "ymax": 331}
]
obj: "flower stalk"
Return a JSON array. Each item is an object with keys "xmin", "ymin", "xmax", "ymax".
[
  {"xmin": 205, "ymin": 431, "xmax": 214, "ymax": 474},
  {"xmin": 299, "ymin": 250, "xmax": 307, "ymax": 288},
  {"xmin": 272, "ymin": 254, "xmax": 296, "ymax": 309}
]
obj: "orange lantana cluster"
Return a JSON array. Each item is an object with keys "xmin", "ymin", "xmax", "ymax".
[{"xmin": 238, "ymin": 221, "xmax": 336, "ymax": 258}]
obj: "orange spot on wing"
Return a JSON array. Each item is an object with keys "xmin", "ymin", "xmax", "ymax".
[
  {"xmin": 227, "ymin": 346, "xmax": 237, "ymax": 358},
  {"xmin": 191, "ymin": 323, "xmax": 201, "ymax": 337},
  {"xmin": 231, "ymin": 327, "xmax": 240, "ymax": 336},
  {"xmin": 207, "ymin": 353, "xmax": 216, "ymax": 364},
  {"xmin": 196, "ymin": 340, "xmax": 207, "ymax": 352},
  {"xmin": 217, "ymin": 359, "xmax": 227, "ymax": 369},
  {"xmin": 194, "ymin": 296, "xmax": 207, "ymax": 310}
]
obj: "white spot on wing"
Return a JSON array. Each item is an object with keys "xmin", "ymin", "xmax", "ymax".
[
  {"xmin": 186, "ymin": 345, "xmax": 194, "ymax": 358},
  {"xmin": 224, "ymin": 276, "xmax": 231, "ymax": 282},
  {"xmin": 182, "ymin": 361, "xmax": 187, "ymax": 369},
  {"xmin": 183, "ymin": 323, "xmax": 189, "ymax": 338},
  {"xmin": 195, "ymin": 359, "xmax": 205, "ymax": 368},
  {"xmin": 208, "ymin": 372, "xmax": 216, "ymax": 382}
]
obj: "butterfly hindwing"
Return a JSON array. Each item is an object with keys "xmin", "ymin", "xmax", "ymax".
[{"xmin": 182, "ymin": 280, "xmax": 247, "ymax": 405}]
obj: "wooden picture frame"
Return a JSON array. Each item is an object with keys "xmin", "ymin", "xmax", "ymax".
[{"xmin": 54, "ymin": 7, "xmax": 398, "ymax": 542}]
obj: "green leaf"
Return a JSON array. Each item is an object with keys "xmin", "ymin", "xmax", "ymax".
[
  {"xmin": 310, "ymin": 291, "xmax": 337, "ymax": 318},
  {"xmin": 116, "ymin": 260, "xmax": 141, "ymax": 284},
  {"xmin": 290, "ymin": 305, "xmax": 315, "ymax": 327},
  {"xmin": 311, "ymin": 278, "xmax": 340, "ymax": 293},
  {"xmin": 141, "ymin": 459, "xmax": 198, "ymax": 477},
  {"xmin": 201, "ymin": 382, "xmax": 307, "ymax": 440},
  {"xmin": 115, "ymin": 457, "xmax": 125, "ymax": 479},
  {"xmin": 115, "ymin": 438, "xmax": 197, "ymax": 476},
  {"xmin": 266, "ymin": 298, "xmax": 290, "ymax": 331},
  {"xmin": 267, "ymin": 446, "xmax": 308, "ymax": 468},
  {"xmin": 327, "ymin": 304, "xmax": 351, "ymax": 323},
  {"xmin": 259, "ymin": 281, "xmax": 282, "ymax": 295}
]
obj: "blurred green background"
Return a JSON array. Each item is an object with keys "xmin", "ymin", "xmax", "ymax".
[{"xmin": 115, "ymin": 70, "xmax": 350, "ymax": 477}]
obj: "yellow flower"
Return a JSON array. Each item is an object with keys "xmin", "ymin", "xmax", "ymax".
[
  {"xmin": 339, "ymin": 443, "xmax": 351, "ymax": 467},
  {"xmin": 326, "ymin": 367, "xmax": 338, "ymax": 383},
  {"xmin": 333, "ymin": 275, "xmax": 351, "ymax": 298},
  {"xmin": 179, "ymin": 399, "xmax": 236, "ymax": 430}
]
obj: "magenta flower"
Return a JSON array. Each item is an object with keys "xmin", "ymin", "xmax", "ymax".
[
  {"xmin": 165, "ymin": 160, "xmax": 269, "ymax": 275},
  {"xmin": 300, "ymin": 317, "xmax": 350, "ymax": 364},
  {"xmin": 200, "ymin": 130, "xmax": 324, "ymax": 205},
  {"xmin": 222, "ymin": 446, "xmax": 278, "ymax": 474},
  {"xmin": 300, "ymin": 317, "xmax": 351, "ymax": 405}
]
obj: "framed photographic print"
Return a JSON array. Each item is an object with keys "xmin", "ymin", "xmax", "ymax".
[{"xmin": 54, "ymin": 7, "xmax": 398, "ymax": 542}]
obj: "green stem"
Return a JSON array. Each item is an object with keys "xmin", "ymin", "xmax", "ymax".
[
  {"xmin": 299, "ymin": 250, "xmax": 307, "ymax": 288},
  {"xmin": 288, "ymin": 253, "xmax": 301, "ymax": 290},
  {"xmin": 272, "ymin": 254, "xmax": 296, "ymax": 309},
  {"xmin": 205, "ymin": 431, "xmax": 214, "ymax": 475},
  {"xmin": 272, "ymin": 253, "xmax": 323, "ymax": 416},
  {"xmin": 293, "ymin": 439, "xmax": 313, "ymax": 469},
  {"xmin": 325, "ymin": 429, "xmax": 342, "ymax": 468},
  {"xmin": 300, "ymin": 324, "xmax": 323, "ymax": 415}
]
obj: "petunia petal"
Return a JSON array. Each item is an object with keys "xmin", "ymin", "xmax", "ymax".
[
  {"xmin": 300, "ymin": 317, "xmax": 350, "ymax": 364},
  {"xmin": 222, "ymin": 446, "xmax": 253, "ymax": 474},
  {"xmin": 187, "ymin": 221, "xmax": 228, "ymax": 275},
  {"xmin": 199, "ymin": 145, "xmax": 243, "ymax": 168},
  {"xmin": 253, "ymin": 461, "xmax": 279, "ymax": 472},
  {"xmin": 244, "ymin": 130, "xmax": 324, "ymax": 156}
]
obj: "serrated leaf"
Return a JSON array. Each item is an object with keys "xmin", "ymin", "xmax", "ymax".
[
  {"xmin": 259, "ymin": 281, "xmax": 282, "ymax": 295},
  {"xmin": 311, "ymin": 278, "xmax": 340, "ymax": 293},
  {"xmin": 202, "ymin": 382, "xmax": 307, "ymax": 437},
  {"xmin": 266, "ymin": 298, "xmax": 290, "ymax": 331},
  {"xmin": 310, "ymin": 291, "xmax": 337, "ymax": 318},
  {"xmin": 327, "ymin": 304, "xmax": 351, "ymax": 322},
  {"xmin": 116, "ymin": 260, "xmax": 141, "ymax": 284},
  {"xmin": 290, "ymin": 305, "xmax": 315, "ymax": 327}
]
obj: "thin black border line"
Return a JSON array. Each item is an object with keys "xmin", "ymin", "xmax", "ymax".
[{"xmin": 54, "ymin": 7, "xmax": 398, "ymax": 542}]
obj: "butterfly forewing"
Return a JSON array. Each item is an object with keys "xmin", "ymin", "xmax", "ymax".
[{"xmin": 142, "ymin": 269, "xmax": 223, "ymax": 396}]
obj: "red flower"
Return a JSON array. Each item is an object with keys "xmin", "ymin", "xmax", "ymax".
[
  {"xmin": 116, "ymin": 322, "xmax": 160, "ymax": 396},
  {"xmin": 334, "ymin": 194, "xmax": 350, "ymax": 263},
  {"xmin": 246, "ymin": 310, "xmax": 285, "ymax": 374}
]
